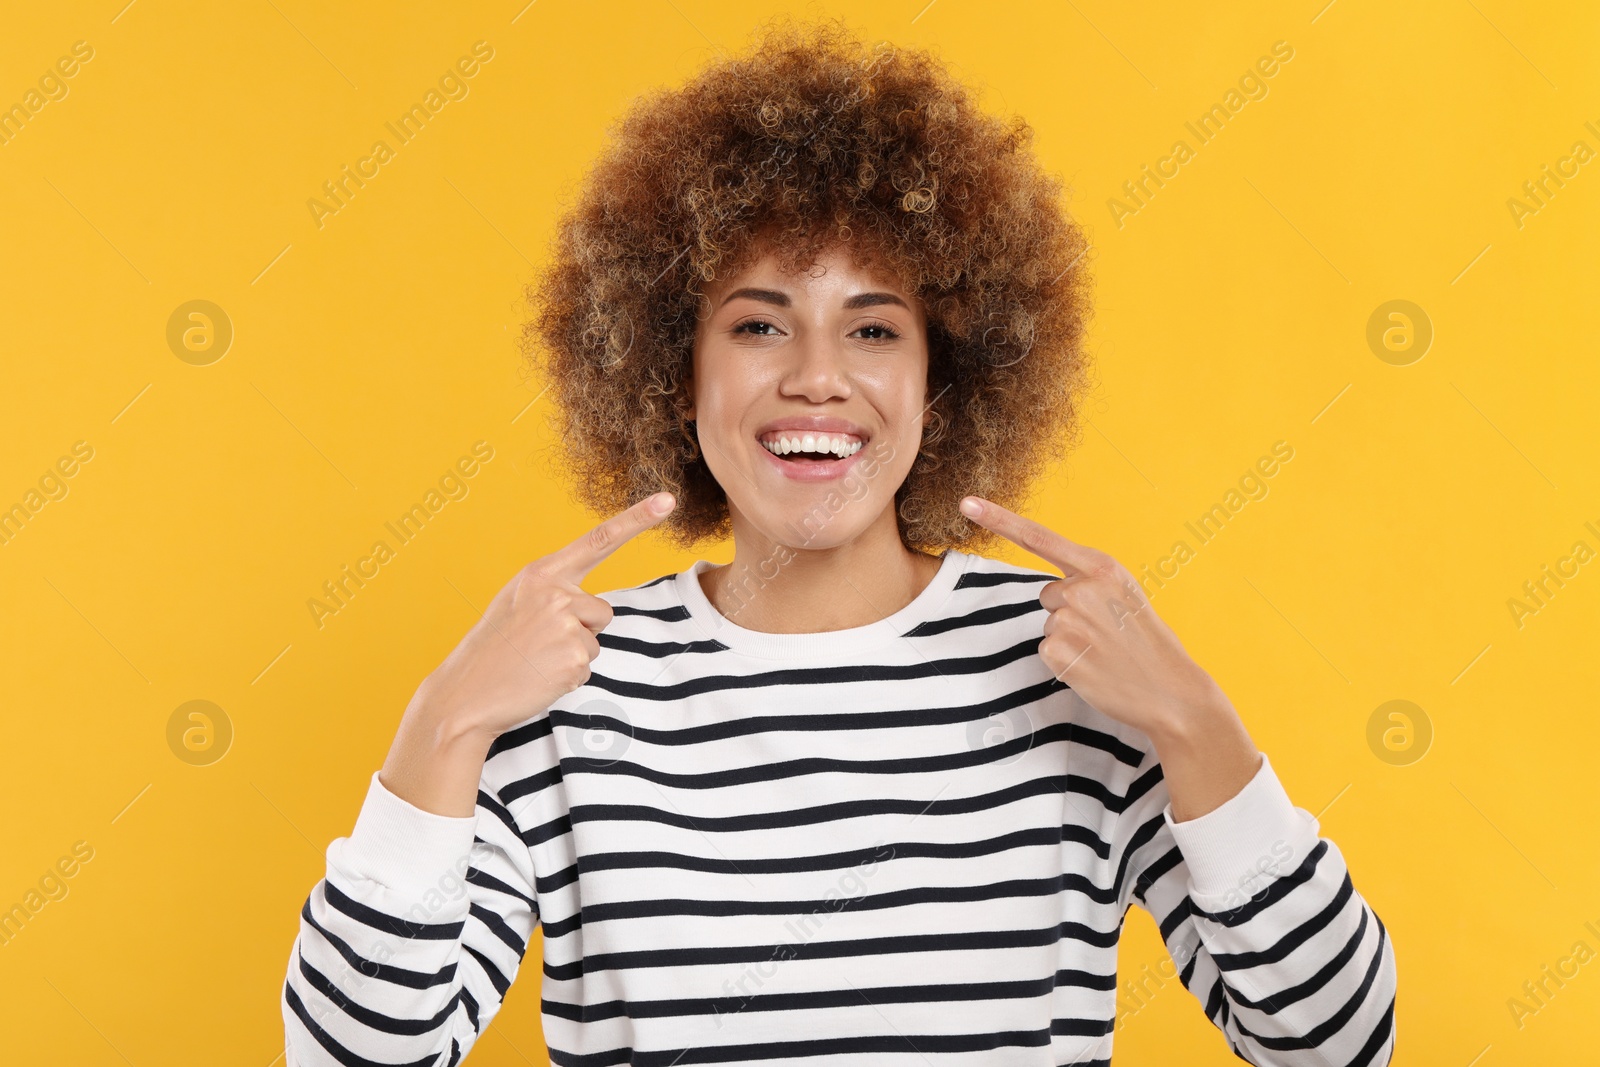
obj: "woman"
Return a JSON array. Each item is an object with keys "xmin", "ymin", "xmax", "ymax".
[{"xmin": 282, "ymin": 19, "xmax": 1396, "ymax": 1066}]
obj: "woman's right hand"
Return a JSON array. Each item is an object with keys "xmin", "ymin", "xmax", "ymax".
[
  {"xmin": 380, "ymin": 491, "xmax": 676, "ymax": 817},
  {"xmin": 417, "ymin": 491, "xmax": 678, "ymax": 737}
]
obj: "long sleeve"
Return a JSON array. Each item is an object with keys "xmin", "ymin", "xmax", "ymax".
[
  {"xmin": 1115, "ymin": 751, "xmax": 1397, "ymax": 1066},
  {"xmin": 281, "ymin": 768, "xmax": 540, "ymax": 1066}
]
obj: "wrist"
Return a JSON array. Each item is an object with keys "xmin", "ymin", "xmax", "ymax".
[
  {"xmin": 406, "ymin": 677, "xmax": 501, "ymax": 749},
  {"xmin": 1144, "ymin": 675, "xmax": 1234, "ymax": 753},
  {"xmin": 1145, "ymin": 682, "xmax": 1263, "ymax": 824},
  {"xmin": 381, "ymin": 696, "xmax": 497, "ymax": 819}
]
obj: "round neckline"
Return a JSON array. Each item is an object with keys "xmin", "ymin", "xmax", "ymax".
[{"xmin": 674, "ymin": 549, "xmax": 970, "ymax": 660}]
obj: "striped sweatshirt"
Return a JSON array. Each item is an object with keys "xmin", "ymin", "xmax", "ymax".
[{"xmin": 282, "ymin": 547, "xmax": 1397, "ymax": 1066}]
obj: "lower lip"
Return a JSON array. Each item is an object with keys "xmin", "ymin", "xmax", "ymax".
[{"xmin": 756, "ymin": 439, "xmax": 869, "ymax": 482}]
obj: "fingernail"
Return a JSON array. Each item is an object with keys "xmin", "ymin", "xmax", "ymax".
[
  {"xmin": 959, "ymin": 498, "xmax": 980, "ymax": 517},
  {"xmin": 650, "ymin": 492, "xmax": 673, "ymax": 513}
]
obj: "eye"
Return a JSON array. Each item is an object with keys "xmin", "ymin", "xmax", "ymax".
[
  {"xmin": 853, "ymin": 320, "xmax": 902, "ymax": 342},
  {"xmin": 731, "ymin": 318, "xmax": 781, "ymax": 337}
]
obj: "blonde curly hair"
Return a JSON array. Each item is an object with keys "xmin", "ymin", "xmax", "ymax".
[{"xmin": 519, "ymin": 15, "xmax": 1095, "ymax": 554}]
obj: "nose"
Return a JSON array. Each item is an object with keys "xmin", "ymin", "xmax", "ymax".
[{"xmin": 779, "ymin": 331, "xmax": 853, "ymax": 403}]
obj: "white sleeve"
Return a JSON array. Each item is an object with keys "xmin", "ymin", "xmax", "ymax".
[
  {"xmin": 281, "ymin": 769, "xmax": 539, "ymax": 1066},
  {"xmin": 1118, "ymin": 752, "xmax": 1398, "ymax": 1065}
]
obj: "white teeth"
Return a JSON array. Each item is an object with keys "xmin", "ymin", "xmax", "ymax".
[{"xmin": 760, "ymin": 432, "xmax": 863, "ymax": 459}]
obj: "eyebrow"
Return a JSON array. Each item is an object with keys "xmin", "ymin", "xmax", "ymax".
[{"xmin": 719, "ymin": 287, "xmax": 911, "ymax": 312}]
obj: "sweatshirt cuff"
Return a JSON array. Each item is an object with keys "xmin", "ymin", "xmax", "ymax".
[
  {"xmin": 1162, "ymin": 751, "xmax": 1320, "ymax": 908},
  {"xmin": 328, "ymin": 770, "xmax": 482, "ymax": 907}
]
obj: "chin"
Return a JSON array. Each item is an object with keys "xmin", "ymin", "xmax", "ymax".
[{"xmin": 737, "ymin": 498, "xmax": 884, "ymax": 554}]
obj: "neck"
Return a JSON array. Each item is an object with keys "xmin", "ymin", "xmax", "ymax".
[{"xmin": 700, "ymin": 513, "xmax": 944, "ymax": 634}]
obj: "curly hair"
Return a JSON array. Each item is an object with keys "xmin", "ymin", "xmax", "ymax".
[{"xmin": 519, "ymin": 15, "xmax": 1095, "ymax": 555}]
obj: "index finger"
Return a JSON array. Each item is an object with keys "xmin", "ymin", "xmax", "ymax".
[
  {"xmin": 539, "ymin": 491, "xmax": 676, "ymax": 584},
  {"xmin": 958, "ymin": 495, "xmax": 1098, "ymax": 577}
]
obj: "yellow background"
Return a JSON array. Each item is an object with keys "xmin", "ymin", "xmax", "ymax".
[{"xmin": 2, "ymin": 0, "xmax": 1596, "ymax": 1062}]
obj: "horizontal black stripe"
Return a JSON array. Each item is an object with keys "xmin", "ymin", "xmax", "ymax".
[
  {"xmin": 497, "ymin": 762, "xmax": 563, "ymax": 806},
  {"xmin": 463, "ymin": 942, "xmax": 511, "ymax": 998},
  {"xmin": 531, "ymin": 823, "xmax": 1119, "ymax": 936},
  {"xmin": 539, "ymin": 907, "xmax": 581, "ymax": 939},
  {"xmin": 466, "ymin": 865, "xmax": 538, "ymax": 914},
  {"xmin": 1205, "ymin": 975, "xmax": 1229, "ymax": 1026},
  {"xmin": 559, "ymin": 768, "xmax": 1140, "ymax": 837},
  {"xmin": 904, "ymin": 596, "xmax": 1046, "ymax": 637},
  {"xmin": 486, "ymin": 713, "xmax": 553, "ymax": 762},
  {"xmin": 1131, "ymin": 843, "xmax": 1181, "ymax": 906},
  {"xmin": 1191, "ymin": 840, "xmax": 1331, "ymax": 927},
  {"xmin": 1234, "ymin": 906, "xmax": 1371, "ymax": 1014},
  {"xmin": 1115, "ymin": 813, "xmax": 1169, "ymax": 907},
  {"xmin": 543, "ymin": 974, "xmax": 1068, "ymax": 1022},
  {"xmin": 297, "ymin": 953, "xmax": 458, "ymax": 1036},
  {"xmin": 1211, "ymin": 872, "xmax": 1355, "ymax": 971},
  {"xmin": 560, "ymin": 719, "xmax": 1085, "ymax": 791},
  {"xmin": 567, "ymin": 872, "xmax": 1115, "ymax": 927},
  {"xmin": 553, "ymin": 919, "xmax": 1122, "ymax": 978},
  {"xmin": 300, "ymin": 896, "xmax": 454, "ymax": 990},
  {"xmin": 475, "ymin": 790, "xmax": 522, "ymax": 842},
  {"xmin": 321, "ymin": 879, "xmax": 464, "ymax": 941},
  {"xmin": 527, "ymin": 677, "xmax": 1141, "ymax": 763},
  {"xmin": 1051, "ymin": 1015, "xmax": 1115, "ymax": 1037},
  {"xmin": 1348, "ymin": 993, "xmax": 1397, "ymax": 1067},
  {"xmin": 607, "ymin": 601, "xmax": 689, "ymax": 620},
  {"xmin": 283, "ymin": 979, "xmax": 442, "ymax": 1067},
  {"xmin": 597, "ymin": 631, "xmax": 727, "ymax": 658},
  {"xmin": 955, "ymin": 569, "xmax": 1057, "ymax": 589},
  {"xmin": 582, "ymin": 637, "xmax": 1050, "ymax": 702},
  {"xmin": 527, "ymin": 810, "xmax": 572, "ymax": 850},
  {"xmin": 569, "ymin": 822, "xmax": 1111, "ymax": 881},
  {"xmin": 1237, "ymin": 908, "xmax": 1391, "ymax": 1051},
  {"xmin": 470, "ymin": 900, "xmax": 527, "ymax": 958}
]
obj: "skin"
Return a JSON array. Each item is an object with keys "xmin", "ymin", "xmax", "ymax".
[
  {"xmin": 682, "ymin": 244, "xmax": 945, "ymax": 634},
  {"xmin": 382, "ymin": 243, "xmax": 1261, "ymax": 825}
]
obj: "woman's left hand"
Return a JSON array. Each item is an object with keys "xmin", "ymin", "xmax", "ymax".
[{"xmin": 958, "ymin": 495, "xmax": 1230, "ymax": 740}]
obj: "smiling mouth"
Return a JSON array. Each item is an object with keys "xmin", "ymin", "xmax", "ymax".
[{"xmin": 757, "ymin": 432, "xmax": 867, "ymax": 462}]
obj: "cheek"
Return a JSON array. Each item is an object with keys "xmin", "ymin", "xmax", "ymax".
[
  {"xmin": 695, "ymin": 344, "xmax": 776, "ymax": 408},
  {"xmin": 882, "ymin": 368, "xmax": 933, "ymax": 441},
  {"xmin": 688, "ymin": 359, "xmax": 740, "ymax": 435}
]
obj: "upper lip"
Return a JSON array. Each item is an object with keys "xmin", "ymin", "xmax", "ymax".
[{"xmin": 755, "ymin": 416, "xmax": 872, "ymax": 442}]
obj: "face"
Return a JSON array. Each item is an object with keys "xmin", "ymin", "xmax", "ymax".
[{"xmin": 684, "ymin": 244, "xmax": 930, "ymax": 552}]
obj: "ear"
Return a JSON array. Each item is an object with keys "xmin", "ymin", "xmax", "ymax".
[{"xmin": 681, "ymin": 375, "xmax": 696, "ymax": 421}]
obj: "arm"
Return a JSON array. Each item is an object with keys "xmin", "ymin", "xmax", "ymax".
[
  {"xmin": 952, "ymin": 495, "xmax": 1396, "ymax": 1060},
  {"xmin": 282, "ymin": 700, "xmax": 540, "ymax": 1065},
  {"xmin": 1116, "ymin": 747, "xmax": 1398, "ymax": 1065},
  {"xmin": 279, "ymin": 493, "xmax": 675, "ymax": 1063}
]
